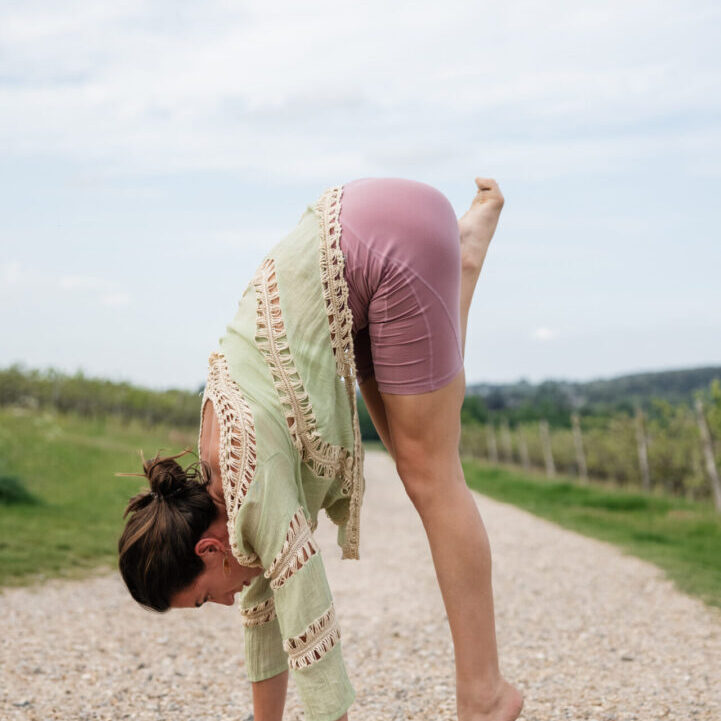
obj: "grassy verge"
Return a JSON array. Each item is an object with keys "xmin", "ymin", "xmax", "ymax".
[
  {"xmin": 0, "ymin": 407, "xmax": 197, "ymax": 588},
  {"xmin": 461, "ymin": 456, "xmax": 721, "ymax": 610}
]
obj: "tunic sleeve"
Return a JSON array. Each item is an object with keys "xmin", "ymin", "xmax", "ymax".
[
  {"xmin": 238, "ymin": 572, "xmax": 288, "ymax": 682},
  {"xmin": 236, "ymin": 452, "xmax": 355, "ymax": 721}
]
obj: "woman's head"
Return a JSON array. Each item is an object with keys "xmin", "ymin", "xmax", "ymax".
[{"xmin": 117, "ymin": 450, "xmax": 238, "ymax": 612}]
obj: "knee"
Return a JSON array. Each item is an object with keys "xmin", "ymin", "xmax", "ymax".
[{"xmin": 395, "ymin": 450, "xmax": 463, "ymax": 509}]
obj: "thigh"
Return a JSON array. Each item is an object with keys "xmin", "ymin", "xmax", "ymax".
[
  {"xmin": 358, "ymin": 375, "xmax": 395, "ymax": 460},
  {"xmin": 352, "ymin": 326, "xmax": 374, "ymax": 387},
  {"xmin": 380, "ymin": 366, "xmax": 466, "ymax": 482}
]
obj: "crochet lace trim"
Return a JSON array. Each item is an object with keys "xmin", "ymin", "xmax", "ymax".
[
  {"xmin": 239, "ymin": 597, "xmax": 276, "ymax": 628},
  {"xmin": 253, "ymin": 257, "xmax": 352, "ymax": 483},
  {"xmin": 283, "ymin": 604, "xmax": 340, "ymax": 670},
  {"xmin": 314, "ymin": 185, "xmax": 365, "ymax": 559},
  {"xmin": 264, "ymin": 507, "xmax": 319, "ymax": 591},
  {"xmin": 199, "ymin": 352, "xmax": 262, "ymax": 568}
]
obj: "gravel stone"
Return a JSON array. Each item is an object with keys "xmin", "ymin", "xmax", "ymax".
[{"xmin": 1, "ymin": 450, "xmax": 720, "ymax": 720}]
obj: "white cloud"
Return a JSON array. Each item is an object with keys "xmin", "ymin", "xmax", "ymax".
[
  {"xmin": 0, "ymin": 1, "xmax": 718, "ymax": 181},
  {"xmin": 1, "ymin": 261, "xmax": 23, "ymax": 285},
  {"xmin": 59, "ymin": 275, "xmax": 110, "ymax": 291},
  {"xmin": 58, "ymin": 274, "xmax": 132, "ymax": 306},
  {"xmin": 532, "ymin": 327, "xmax": 560, "ymax": 341},
  {"xmin": 101, "ymin": 292, "xmax": 131, "ymax": 307}
]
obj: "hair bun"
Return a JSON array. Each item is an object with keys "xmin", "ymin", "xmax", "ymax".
[
  {"xmin": 117, "ymin": 448, "xmax": 210, "ymax": 517},
  {"xmin": 144, "ymin": 451, "xmax": 192, "ymax": 500}
]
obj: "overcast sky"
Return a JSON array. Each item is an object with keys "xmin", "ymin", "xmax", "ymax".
[{"xmin": 2, "ymin": 1, "xmax": 720, "ymax": 391}]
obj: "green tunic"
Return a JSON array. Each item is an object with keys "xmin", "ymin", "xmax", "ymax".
[{"xmin": 198, "ymin": 185, "xmax": 364, "ymax": 721}]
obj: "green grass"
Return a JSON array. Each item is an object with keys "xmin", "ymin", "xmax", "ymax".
[
  {"xmin": 461, "ymin": 456, "xmax": 721, "ymax": 610},
  {"xmin": 0, "ymin": 407, "xmax": 197, "ymax": 587},
  {"xmin": 0, "ymin": 474, "xmax": 40, "ymax": 505}
]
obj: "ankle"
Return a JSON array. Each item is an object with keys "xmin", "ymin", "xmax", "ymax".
[
  {"xmin": 457, "ymin": 674, "xmax": 504, "ymax": 713},
  {"xmin": 459, "ymin": 228, "xmax": 489, "ymax": 274},
  {"xmin": 461, "ymin": 257, "xmax": 483, "ymax": 279},
  {"xmin": 457, "ymin": 678, "xmax": 524, "ymax": 721}
]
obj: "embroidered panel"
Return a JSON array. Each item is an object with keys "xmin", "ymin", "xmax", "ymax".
[
  {"xmin": 239, "ymin": 597, "xmax": 277, "ymax": 628},
  {"xmin": 252, "ymin": 256, "xmax": 353, "ymax": 484},
  {"xmin": 314, "ymin": 186, "xmax": 366, "ymax": 560},
  {"xmin": 264, "ymin": 507, "xmax": 319, "ymax": 591},
  {"xmin": 314, "ymin": 185, "xmax": 356, "ymax": 381},
  {"xmin": 199, "ymin": 352, "xmax": 261, "ymax": 568},
  {"xmin": 283, "ymin": 604, "xmax": 341, "ymax": 670}
]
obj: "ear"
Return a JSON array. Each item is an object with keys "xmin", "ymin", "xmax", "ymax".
[{"xmin": 195, "ymin": 536, "xmax": 225, "ymax": 557}]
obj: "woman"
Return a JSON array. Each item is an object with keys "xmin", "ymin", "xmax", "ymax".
[{"xmin": 118, "ymin": 177, "xmax": 523, "ymax": 721}]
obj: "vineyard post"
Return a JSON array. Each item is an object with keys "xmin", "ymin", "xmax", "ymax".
[
  {"xmin": 486, "ymin": 423, "xmax": 499, "ymax": 464},
  {"xmin": 539, "ymin": 419, "xmax": 556, "ymax": 478},
  {"xmin": 518, "ymin": 425, "xmax": 531, "ymax": 471},
  {"xmin": 500, "ymin": 418, "xmax": 513, "ymax": 463},
  {"xmin": 694, "ymin": 397, "xmax": 721, "ymax": 512},
  {"xmin": 634, "ymin": 406, "xmax": 651, "ymax": 492},
  {"xmin": 571, "ymin": 412, "xmax": 588, "ymax": 483}
]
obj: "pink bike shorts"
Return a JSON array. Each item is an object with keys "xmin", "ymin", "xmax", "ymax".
[{"xmin": 338, "ymin": 177, "xmax": 464, "ymax": 395}]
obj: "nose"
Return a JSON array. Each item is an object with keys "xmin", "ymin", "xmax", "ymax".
[{"xmin": 207, "ymin": 593, "xmax": 235, "ymax": 607}]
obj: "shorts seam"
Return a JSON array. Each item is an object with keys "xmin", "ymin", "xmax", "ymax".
[
  {"xmin": 380, "ymin": 256, "xmax": 464, "ymax": 364},
  {"xmin": 376, "ymin": 361, "xmax": 463, "ymax": 394}
]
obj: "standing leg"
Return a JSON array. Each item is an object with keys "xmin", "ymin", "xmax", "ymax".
[{"xmin": 380, "ymin": 370, "xmax": 523, "ymax": 721}]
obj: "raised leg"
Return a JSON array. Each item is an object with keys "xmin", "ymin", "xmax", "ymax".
[
  {"xmin": 379, "ymin": 370, "xmax": 523, "ymax": 721},
  {"xmin": 359, "ymin": 375, "xmax": 396, "ymax": 461},
  {"xmin": 458, "ymin": 177, "xmax": 504, "ymax": 357},
  {"xmin": 359, "ymin": 177, "xmax": 504, "ymax": 457}
]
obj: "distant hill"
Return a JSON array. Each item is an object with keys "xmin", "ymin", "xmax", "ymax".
[{"xmin": 465, "ymin": 365, "xmax": 721, "ymax": 420}]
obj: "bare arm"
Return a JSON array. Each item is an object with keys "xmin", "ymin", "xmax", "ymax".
[
  {"xmin": 250, "ymin": 668, "xmax": 349, "ymax": 721},
  {"xmin": 251, "ymin": 671, "xmax": 349, "ymax": 721},
  {"xmin": 252, "ymin": 670, "xmax": 288, "ymax": 721}
]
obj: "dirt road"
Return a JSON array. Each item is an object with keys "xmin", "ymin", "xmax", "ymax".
[{"xmin": 2, "ymin": 450, "xmax": 720, "ymax": 720}]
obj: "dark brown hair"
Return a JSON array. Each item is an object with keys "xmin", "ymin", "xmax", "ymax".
[{"xmin": 117, "ymin": 450, "xmax": 217, "ymax": 612}]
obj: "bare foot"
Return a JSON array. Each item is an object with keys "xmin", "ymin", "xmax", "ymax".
[
  {"xmin": 457, "ymin": 177, "xmax": 505, "ymax": 273},
  {"xmin": 459, "ymin": 679, "xmax": 524, "ymax": 721}
]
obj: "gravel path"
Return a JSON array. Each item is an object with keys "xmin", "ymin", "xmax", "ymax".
[{"xmin": 2, "ymin": 449, "xmax": 720, "ymax": 721}]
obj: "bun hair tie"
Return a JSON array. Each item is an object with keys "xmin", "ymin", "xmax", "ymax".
[{"xmin": 150, "ymin": 487, "xmax": 183, "ymax": 500}]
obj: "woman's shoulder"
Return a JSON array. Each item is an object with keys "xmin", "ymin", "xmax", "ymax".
[{"xmin": 198, "ymin": 399, "xmax": 226, "ymax": 511}]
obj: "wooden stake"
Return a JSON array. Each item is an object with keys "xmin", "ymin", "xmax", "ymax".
[
  {"xmin": 571, "ymin": 412, "xmax": 588, "ymax": 484},
  {"xmin": 500, "ymin": 418, "xmax": 513, "ymax": 463},
  {"xmin": 518, "ymin": 426, "xmax": 530, "ymax": 471},
  {"xmin": 694, "ymin": 397, "xmax": 721, "ymax": 512},
  {"xmin": 634, "ymin": 406, "xmax": 651, "ymax": 492},
  {"xmin": 486, "ymin": 423, "xmax": 499, "ymax": 464},
  {"xmin": 539, "ymin": 419, "xmax": 555, "ymax": 478}
]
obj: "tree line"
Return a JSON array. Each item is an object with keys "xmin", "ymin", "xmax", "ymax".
[{"xmin": 0, "ymin": 365, "xmax": 202, "ymax": 427}]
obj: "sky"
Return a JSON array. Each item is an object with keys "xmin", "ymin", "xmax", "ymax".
[{"xmin": 1, "ymin": 0, "xmax": 720, "ymax": 391}]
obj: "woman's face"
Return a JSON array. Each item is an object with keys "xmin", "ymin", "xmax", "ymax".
[{"xmin": 169, "ymin": 519, "xmax": 263, "ymax": 608}]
